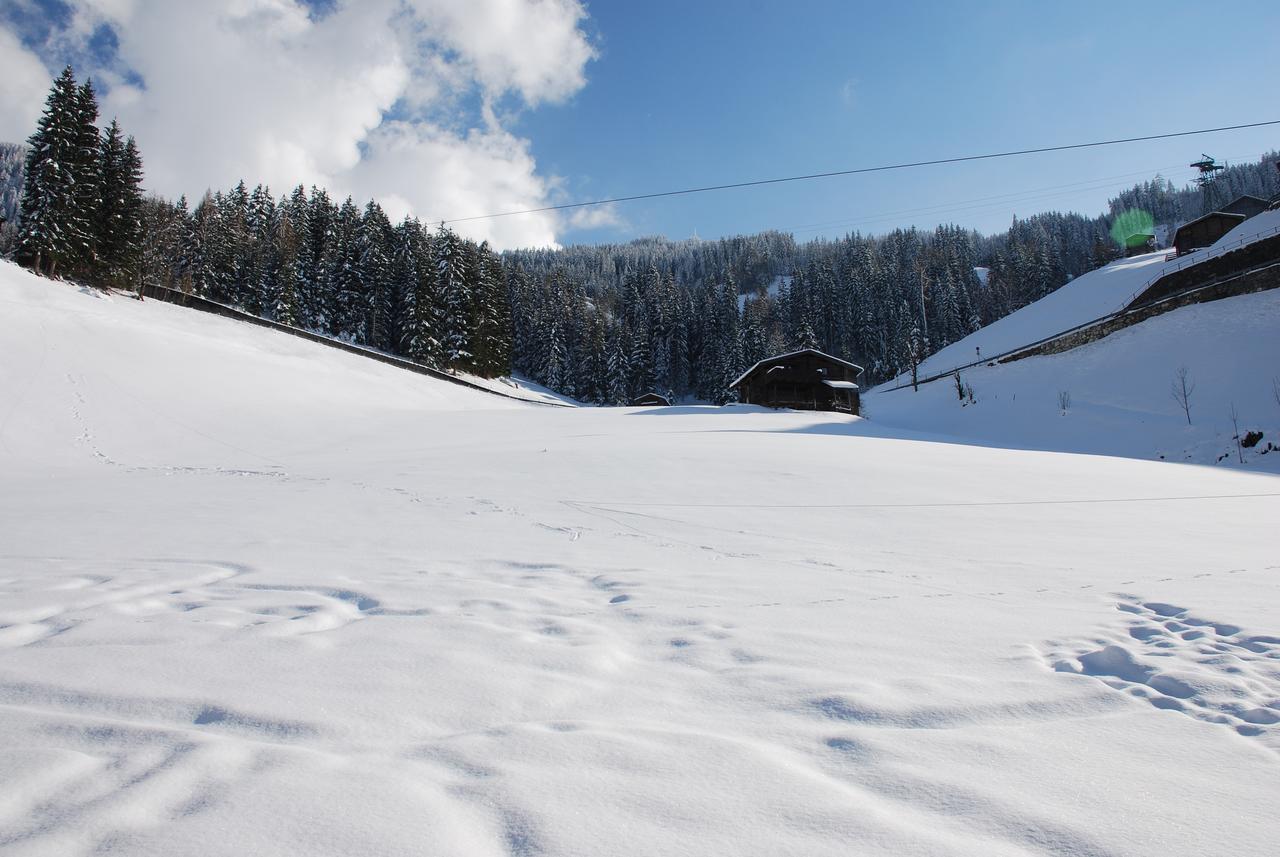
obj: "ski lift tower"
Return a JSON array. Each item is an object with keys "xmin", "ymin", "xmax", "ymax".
[
  {"xmin": 1190, "ymin": 154, "xmax": 1225, "ymax": 188},
  {"xmin": 1190, "ymin": 154, "xmax": 1226, "ymax": 210}
]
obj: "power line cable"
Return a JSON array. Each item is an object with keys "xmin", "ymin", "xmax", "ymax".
[
  {"xmin": 781, "ymin": 162, "xmax": 1199, "ymax": 235},
  {"xmin": 436, "ymin": 120, "xmax": 1280, "ymax": 225}
]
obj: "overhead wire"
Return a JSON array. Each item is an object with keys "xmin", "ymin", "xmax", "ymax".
[
  {"xmin": 779, "ymin": 163, "xmax": 1200, "ymax": 236},
  {"xmin": 433, "ymin": 120, "xmax": 1280, "ymax": 225}
]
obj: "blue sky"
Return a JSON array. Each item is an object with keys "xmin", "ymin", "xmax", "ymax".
[
  {"xmin": 2, "ymin": 0, "xmax": 1278, "ymax": 249},
  {"xmin": 525, "ymin": 0, "xmax": 1280, "ymax": 244}
]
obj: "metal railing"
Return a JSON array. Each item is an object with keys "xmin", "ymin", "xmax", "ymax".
[{"xmin": 1116, "ymin": 224, "xmax": 1280, "ymax": 310}]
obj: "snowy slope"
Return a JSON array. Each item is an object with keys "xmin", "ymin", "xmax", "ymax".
[
  {"xmin": 894, "ymin": 211, "xmax": 1280, "ymax": 383},
  {"xmin": 2, "ymin": 261, "xmax": 1279, "ymax": 857},
  {"xmin": 1217, "ymin": 206, "xmax": 1280, "ymax": 245},
  {"xmin": 867, "ymin": 288, "xmax": 1280, "ymax": 470}
]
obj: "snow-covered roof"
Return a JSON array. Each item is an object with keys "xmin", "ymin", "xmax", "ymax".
[
  {"xmin": 821, "ymin": 379, "xmax": 859, "ymax": 390},
  {"xmin": 729, "ymin": 348, "xmax": 864, "ymax": 388}
]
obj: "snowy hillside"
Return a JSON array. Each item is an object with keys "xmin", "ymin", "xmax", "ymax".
[
  {"xmin": 867, "ymin": 288, "xmax": 1280, "ymax": 470},
  {"xmin": 2, "ymin": 261, "xmax": 1279, "ymax": 857},
  {"xmin": 895, "ymin": 209, "xmax": 1280, "ymax": 383}
]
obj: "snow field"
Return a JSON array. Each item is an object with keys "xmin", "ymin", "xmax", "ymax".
[{"xmin": 1, "ymin": 262, "xmax": 1279, "ymax": 856}]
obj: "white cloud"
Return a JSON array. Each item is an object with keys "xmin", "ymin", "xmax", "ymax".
[
  {"xmin": 0, "ymin": 0, "xmax": 597, "ymax": 249},
  {"xmin": 348, "ymin": 119, "xmax": 560, "ymax": 249},
  {"xmin": 567, "ymin": 202, "xmax": 623, "ymax": 231},
  {"xmin": 0, "ymin": 27, "xmax": 51, "ymax": 144},
  {"xmin": 404, "ymin": 0, "xmax": 596, "ymax": 107},
  {"xmin": 839, "ymin": 78, "xmax": 857, "ymax": 109}
]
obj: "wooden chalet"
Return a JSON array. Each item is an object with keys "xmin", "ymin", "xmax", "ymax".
[
  {"xmin": 1172, "ymin": 211, "xmax": 1245, "ymax": 256},
  {"xmin": 1219, "ymin": 195, "xmax": 1270, "ymax": 220},
  {"xmin": 629, "ymin": 392, "xmax": 671, "ymax": 407},
  {"xmin": 730, "ymin": 348, "xmax": 863, "ymax": 414}
]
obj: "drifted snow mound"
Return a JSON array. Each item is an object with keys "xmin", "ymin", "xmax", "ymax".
[{"xmin": 867, "ymin": 288, "xmax": 1280, "ymax": 470}]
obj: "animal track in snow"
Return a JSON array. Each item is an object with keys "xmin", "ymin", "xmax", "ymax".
[{"xmin": 1045, "ymin": 597, "xmax": 1280, "ymax": 748}]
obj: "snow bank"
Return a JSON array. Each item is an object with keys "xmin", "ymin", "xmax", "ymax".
[{"xmin": 2, "ymin": 260, "xmax": 1279, "ymax": 857}]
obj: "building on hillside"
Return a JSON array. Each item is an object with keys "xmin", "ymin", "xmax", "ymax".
[
  {"xmin": 1123, "ymin": 234, "xmax": 1155, "ymax": 257},
  {"xmin": 1172, "ymin": 211, "xmax": 1245, "ymax": 256},
  {"xmin": 629, "ymin": 392, "xmax": 671, "ymax": 407},
  {"xmin": 1219, "ymin": 195, "xmax": 1270, "ymax": 220},
  {"xmin": 729, "ymin": 348, "xmax": 863, "ymax": 414}
]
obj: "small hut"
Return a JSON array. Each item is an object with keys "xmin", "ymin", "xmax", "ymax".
[
  {"xmin": 1172, "ymin": 211, "xmax": 1245, "ymax": 256},
  {"xmin": 730, "ymin": 348, "xmax": 863, "ymax": 414},
  {"xmin": 1123, "ymin": 234, "xmax": 1155, "ymax": 257},
  {"xmin": 629, "ymin": 392, "xmax": 671, "ymax": 407}
]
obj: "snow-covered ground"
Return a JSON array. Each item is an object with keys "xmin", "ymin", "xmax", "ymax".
[
  {"xmin": 2, "ymin": 261, "xmax": 1279, "ymax": 856},
  {"xmin": 456, "ymin": 371, "xmax": 580, "ymax": 407},
  {"xmin": 867, "ymin": 287, "xmax": 1280, "ymax": 471}
]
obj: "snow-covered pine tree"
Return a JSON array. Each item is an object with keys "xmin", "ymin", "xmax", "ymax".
[
  {"xmin": 325, "ymin": 197, "xmax": 362, "ymax": 339},
  {"xmin": 435, "ymin": 225, "xmax": 471, "ymax": 371},
  {"xmin": 272, "ymin": 208, "xmax": 302, "ymax": 326},
  {"xmin": 17, "ymin": 67, "xmax": 82, "ymax": 276},
  {"xmin": 68, "ymin": 78, "xmax": 102, "ymax": 279},
  {"xmin": 244, "ymin": 184, "xmax": 275, "ymax": 314},
  {"xmin": 470, "ymin": 245, "xmax": 513, "ymax": 378},
  {"xmin": 396, "ymin": 218, "xmax": 439, "ymax": 366},
  {"xmin": 606, "ymin": 324, "xmax": 630, "ymax": 405},
  {"xmin": 184, "ymin": 192, "xmax": 221, "ymax": 297},
  {"xmin": 357, "ymin": 201, "xmax": 393, "ymax": 350},
  {"xmin": 95, "ymin": 124, "xmax": 145, "ymax": 288},
  {"xmin": 543, "ymin": 320, "xmax": 567, "ymax": 391},
  {"xmin": 138, "ymin": 194, "xmax": 183, "ymax": 290}
]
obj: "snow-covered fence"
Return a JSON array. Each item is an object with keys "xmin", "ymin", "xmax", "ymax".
[{"xmin": 138, "ymin": 284, "xmax": 574, "ymax": 407}]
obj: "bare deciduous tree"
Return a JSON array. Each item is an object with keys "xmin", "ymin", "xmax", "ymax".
[
  {"xmin": 1057, "ymin": 390, "xmax": 1071, "ymax": 414},
  {"xmin": 1170, "ymin": 366, "xmax": 1195, "ymax": 425},
  {"xmin": 1229, "ymin": 402, "xmax": 1244, "ymax": 464}
]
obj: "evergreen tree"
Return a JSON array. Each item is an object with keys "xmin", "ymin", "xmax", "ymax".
[
  {"xmin": 59, "ymin": 78, "xmax": 104, "ymax": 278},
  {"xmin": 398, "ymin": 219, "xmax": 440, "ymax": 366},
  {"xmin": 17, "ymin": 67, "xmax": 82, "ymax": 275},
  {"xmin": 435, "ymin": 225, "xmax": 471, "ymax": 370},
  {"xmin": 273, "ymin": 209, "xmax": 302, "ymax": 326},
  {"xmin": 358, "ymin": 201, "xmax": 393, "ymax": 349},
  {"xmin": 95, "ymin": 123, "xmax": 145, "ymax": 288}
]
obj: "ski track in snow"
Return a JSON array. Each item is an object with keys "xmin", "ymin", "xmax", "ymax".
[{"xmin": 1045, "ymin": 596, "xmax": 1280, "ymax": 750}]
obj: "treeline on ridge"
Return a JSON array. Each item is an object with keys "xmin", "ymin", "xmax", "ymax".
[{"xmin": 5, "ymin": 67, "xmax": 1278, "ymax": 400}]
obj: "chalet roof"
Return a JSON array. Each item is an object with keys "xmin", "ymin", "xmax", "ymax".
[
  {"xmin": 1174, "ymin": 210, "xmax": 1245, "ymax": 238},
  {"xmin": 1223, "ymin": 194, "xmax": 1268, "ymax": 206},
  {"xmin": 729, "ymin": 348, "xmax": 864, "ymax": 389},
  {"xmin": 629, "ymin": 392, "xmax": 671, "ymax": 405}
]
